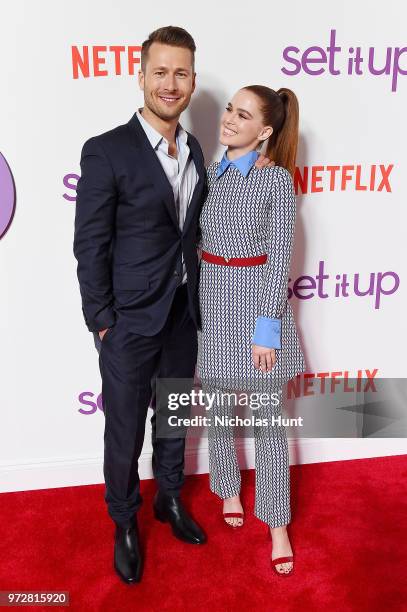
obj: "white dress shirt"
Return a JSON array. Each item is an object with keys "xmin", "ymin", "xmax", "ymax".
[{"xmin": 136, "ymin": 108, "xmax": 199, "ymax": 284}]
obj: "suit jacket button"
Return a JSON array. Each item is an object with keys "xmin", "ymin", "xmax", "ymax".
[{"xmin": 173, "ymin": 271, "xmax": 179, "ymax": 277}]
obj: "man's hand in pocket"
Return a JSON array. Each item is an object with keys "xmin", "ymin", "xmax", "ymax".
[{"xmin": 99, "ymin": 328, "xmax": 109, "ymax": 341}]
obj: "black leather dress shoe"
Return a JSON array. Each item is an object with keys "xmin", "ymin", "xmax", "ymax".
[
  {"xmin": 153, "ymin": 492, "xmax": 207, "ymax": 544},
  {"xmin": 114, "ymin": 517, "xmax": 143, "ymax": 584}
]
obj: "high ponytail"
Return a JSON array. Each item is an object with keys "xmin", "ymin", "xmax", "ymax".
[{"xmin": 243, "ymin": 85, "xmax": 299, "ymax": 177}]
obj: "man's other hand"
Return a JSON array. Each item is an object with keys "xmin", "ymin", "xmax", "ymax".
[{"xmin": 255, "ymin": 154, "xmax": 275, "ymax": 169}]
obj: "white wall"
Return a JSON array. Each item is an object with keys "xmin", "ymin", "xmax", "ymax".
[{"xmin": 0, "ymin": 0, "xmax": 406, "ymax": 492}]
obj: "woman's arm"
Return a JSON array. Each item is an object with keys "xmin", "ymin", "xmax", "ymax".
[{"xmin": 252, "ymin": 167, "xmax": 297, "ymax": 350}]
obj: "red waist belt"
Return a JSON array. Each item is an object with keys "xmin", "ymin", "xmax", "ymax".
[{"xmin": 201, "ymin": 250, "xmax": 267, "ymax": 267}]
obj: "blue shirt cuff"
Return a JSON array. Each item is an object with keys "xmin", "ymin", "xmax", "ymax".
[{"xmin": 252, "ymin": 317, "xmax": 281, "ymax": 349}]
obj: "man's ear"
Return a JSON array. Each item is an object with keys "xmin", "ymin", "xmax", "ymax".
[
  {"xmin": 138, "ymin": 69, "xmax": 145, "ymax": 91},
  {"xmin": 191, "ymin": 72, "xmax": 196, "ymax": 94}
]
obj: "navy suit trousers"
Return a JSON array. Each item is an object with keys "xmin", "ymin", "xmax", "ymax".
[{"xmin": 94, "ymin": 283, "xmax": 197, "ymax": 528}]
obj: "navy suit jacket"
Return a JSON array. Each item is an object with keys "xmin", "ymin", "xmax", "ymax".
[{"xmin": 73, "ymin": 111, "xmax": 207, "ymax": 335}]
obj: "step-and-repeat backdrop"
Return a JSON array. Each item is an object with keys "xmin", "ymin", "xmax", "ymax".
[{"xmin": 1, "ymin": 1, "xmax": 406, "ymax": 492}]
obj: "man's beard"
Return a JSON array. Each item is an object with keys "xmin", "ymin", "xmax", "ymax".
[{"xmin": 144, "ymin": 90, "xmax": 190, "ymax": 121}]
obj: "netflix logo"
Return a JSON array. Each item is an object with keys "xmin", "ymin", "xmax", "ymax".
[
  {"xmin": 287, "ymin": 368, "xmax": 379, "ymax": 398},
  {"xmin": 71, "ymin": 45, "xmax": 142, "ymax": 78},
  {"xmin": 294, "ymin": 164, "xmax": 394, "ymax": 194}
]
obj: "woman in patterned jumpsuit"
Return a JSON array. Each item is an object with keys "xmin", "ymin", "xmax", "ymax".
[{"xmin": 197, "ymin": 85, "xmax": 306, "ymax": 575}]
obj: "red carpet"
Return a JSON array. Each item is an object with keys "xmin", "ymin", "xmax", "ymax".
[{"xmin": 0, "ymin": 455, "xmax": 406, "ymax": 611}]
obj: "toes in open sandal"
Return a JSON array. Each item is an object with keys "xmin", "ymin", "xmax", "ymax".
[
  {"xmin": 223, "ymin": 512, "xmax": 244, "ymax": 528},
  {"xmin": 271, "ymin": 556, "xmax": 294, "ymax": 577}
]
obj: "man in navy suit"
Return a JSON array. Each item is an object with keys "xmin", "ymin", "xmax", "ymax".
[
  {"xmin": 74, "ymin": 24, "xmax": 271, "ymax": 584},
  {"xmin": 73, "ymin": 26, "xmax": 207, "ymax": 584}
]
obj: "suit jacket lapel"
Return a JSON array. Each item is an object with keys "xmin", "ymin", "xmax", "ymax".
[
  {"xmin": 127, "ymin": 112, "xmax": 206, "ymax": 234},
  {"xmin": 127, "ymin": 112, "xmax": 180, "ymax": 230},
  {"xmin": 182, "ymin": 133, "xmax": 206, "ymax": 235}
]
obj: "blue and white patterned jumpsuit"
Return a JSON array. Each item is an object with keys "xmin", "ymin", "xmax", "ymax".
[{"xmin": 197, "ymin": 153, "xmax": 306, "ymax": 527}]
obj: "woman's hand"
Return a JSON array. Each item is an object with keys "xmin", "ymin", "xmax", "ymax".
[{"xmin": 252, "ymin": 344, "xmax": 276, "ymax": 372}]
